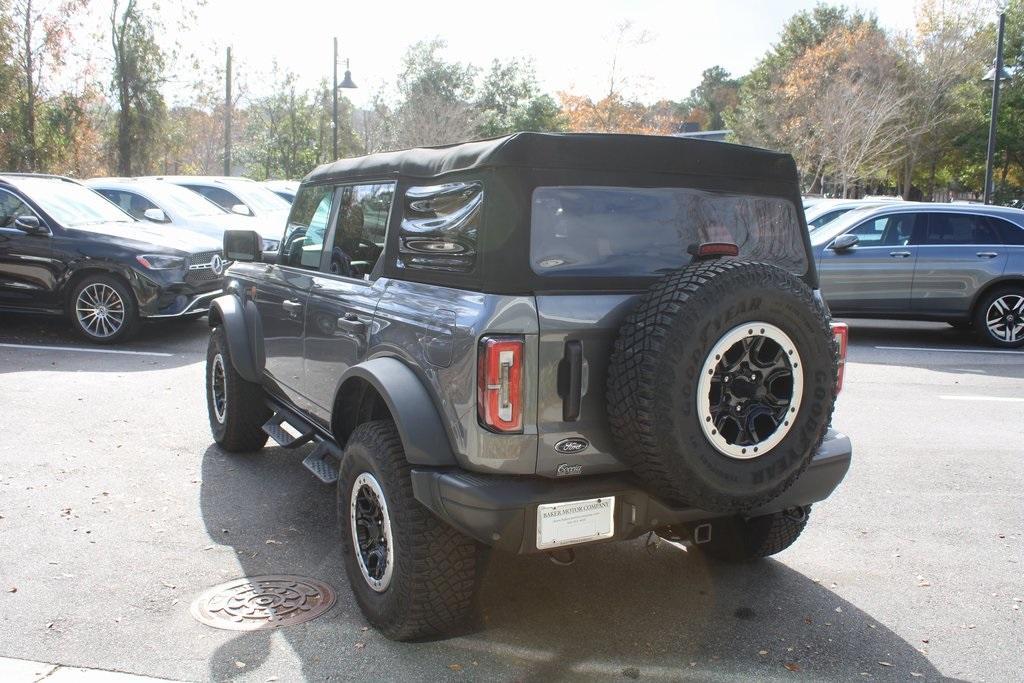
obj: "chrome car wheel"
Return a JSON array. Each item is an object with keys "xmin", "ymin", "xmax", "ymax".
[
  {"xmin": 349, "ymin": 472, "xmax": 394, "ymax": 592},
  {"xmin": 697, "ymin": 322, "xmax": 803, "ymax": 460},
  {"xmin": 985, "ymin": 294, "xmax": 1024, "ymax": 343},
  {"xmin": 75, "ymin": 283, "xmax": 126, "ymax": 339}
]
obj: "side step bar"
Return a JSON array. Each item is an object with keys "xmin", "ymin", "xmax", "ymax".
[{"xmin": 263, "ymin": 401, "xmax": 342, "ymax": 485}]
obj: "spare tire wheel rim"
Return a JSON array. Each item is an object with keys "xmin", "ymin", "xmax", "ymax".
[
  {"xmin": 697, "ymin": 322, "xmax": 803, "ymax": 460},
  {"xmin": 350, "ymin": 472, "xmax": 394, "ymax": 592}
]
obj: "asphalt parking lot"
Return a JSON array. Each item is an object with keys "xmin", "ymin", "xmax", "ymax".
[{"xmin": 0, "ymin": 312, "xmax": 1021, "ymax": 682}]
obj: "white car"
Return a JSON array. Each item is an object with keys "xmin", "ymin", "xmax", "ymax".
[
  {"xmin": 262, "ymin": 180, "xmax": 300, "ymax": 204},
  {"xmin": 146, "ymin": 176, "xmax": 291, "ymax": 251},
  {"xmin": 87, "ymin": 178, "xmax": 281, "ymax": 255},
  {"xmin": 805, "ymin": 199, "xmax": 894, "ymax": 232}
]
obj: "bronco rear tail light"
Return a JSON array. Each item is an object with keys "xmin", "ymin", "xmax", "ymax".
[
  {"xmin": 478, "ymin": 336, "xmax": 524, "ymax": 433},
  {"xmin": 831, "ymin": 322, "xmax": 849, "ymax": 394}
]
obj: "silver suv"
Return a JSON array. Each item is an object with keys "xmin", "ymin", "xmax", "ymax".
[
  {"xmin": 203, "ymin": 133, "xmax": 852, "ymax": 640},
  {"xmin": 812, "ymin": 203, "xmax": 1024, "ymax": 347}
]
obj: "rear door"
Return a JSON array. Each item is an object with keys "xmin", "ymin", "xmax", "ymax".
[
  {"xmin": 817, "ymin": 212, "xmax": 921, "ymax": 315},
  {"xmin": 301, "ymin": 182, "xmax": 395, "ymax": 419},
  {"xmin": 910, "ymin": 212, "xmax": 1008, "ymax": 318},
  {"xmin": 256, "ymin": 184, "xmax": 336, "ymax": 401}
]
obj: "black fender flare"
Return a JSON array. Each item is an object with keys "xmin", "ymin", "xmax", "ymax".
[
  {"xmin": 339, "ymin": 357, "xmax": 457, "ymax": 467},
  {"xmin": 208, "ymin": 294, "xmax": 264, "ymax": 383}
]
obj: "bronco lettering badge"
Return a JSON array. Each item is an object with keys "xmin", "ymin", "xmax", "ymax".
[{"xmin": 554, "ymin": 437, "xmax": 589, "ymax": 454}]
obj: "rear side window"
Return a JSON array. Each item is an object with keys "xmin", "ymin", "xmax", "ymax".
[
  {"xmin": 530, "ymin": 186, "xmax": 807, "ymax": 277},
  {"xmin": 282, "ymin": 185, "xmax": 335, "ymax": 270},
  {"xmin": 991, "ymin": 217, "xmax": 1024, "ymax": 245},
  {"xmin": 918, "ymin": 213, "xmax": 998, "ymax": 245},
  {"xmin": 398, "ymin": 182, "xmax": 481, "ymax": 273},
  {"xmin": 98, "ymin": 190, "xmax": 158, "ymax": 220},
  {"xmin": 190, "ymin": 185, "xmax": 239, "ymax": 211}
]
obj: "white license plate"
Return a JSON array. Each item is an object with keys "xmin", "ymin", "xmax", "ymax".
[{"xmin": 536, "ymin": 497, "xmax": 615, "ymax": 550}]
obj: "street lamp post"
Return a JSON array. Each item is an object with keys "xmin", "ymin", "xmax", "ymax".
[
  {"xmin": 332, "ymin": 37, "xmax": 357, "ymax": 160},
  {"xmin": 983, "ymin": 12, "xmax": 1008, "ymax": 205}
]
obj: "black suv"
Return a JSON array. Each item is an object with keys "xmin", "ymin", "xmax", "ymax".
[
  {"xmin": 0, "ymin": 174, "xmax": 224, "ymax": 343},
  {"xmin": 205, "ymin": 133, "xmax": 852, "ymax": 640}
]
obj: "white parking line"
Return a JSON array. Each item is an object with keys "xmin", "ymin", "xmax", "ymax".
[
  {"xmin": 875, "ymin": 345, "xmax": 1023, "ymax": 355},
  {"xmin": 0, "ymin": 343, "xmax": 172, "ymax": 357},
  {"xmin": 939, "ymin": 395, "xmax": 1024, "ymax": 403}
]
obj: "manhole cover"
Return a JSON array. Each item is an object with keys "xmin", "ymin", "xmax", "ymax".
[{"xmin": 190, "ymin": 575, "xmax": 336, "ymax": 631}]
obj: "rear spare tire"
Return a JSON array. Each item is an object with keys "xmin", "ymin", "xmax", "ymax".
[{"xmin": 607, "ymin": 259, "xmax": 836, "ymax": 513}]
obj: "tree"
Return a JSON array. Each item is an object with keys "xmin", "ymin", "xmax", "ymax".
[
  {"xmin": 391, "ymin": 39, "xmax": 481, "ymax": 148},
  {"xmin": 685, "ymin": 66, "xmax": 739, "ymax": 130},
  {"xmin": 8, "ymin": 0, "xmax": 86, "ymax": 171},
  {"xmin": 475, "ymin": 58, "xmax": 564, "ymax": 136},
  {"xmin": 110, "ymin": 0, "xmax": 168, "ymax": 176}
]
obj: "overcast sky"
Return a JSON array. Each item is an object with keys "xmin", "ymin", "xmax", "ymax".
[{"xmin": 125, "ymin": 0, "xmax": 929, "ymax": 107}]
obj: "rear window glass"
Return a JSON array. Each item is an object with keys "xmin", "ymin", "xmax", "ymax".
[{"xmin": 531, "ymin": 186, "xmax": 807, "ymax": 278}]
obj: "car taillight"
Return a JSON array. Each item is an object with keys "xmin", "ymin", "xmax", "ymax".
[
  {"xmin": 478, "ymin": 336, "xmax": 524, "ymax": 433},
  {"xmin": 831, "ymin": 322, "xmax": 849, "ymax": 395}
]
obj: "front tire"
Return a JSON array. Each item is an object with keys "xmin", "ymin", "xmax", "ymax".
[
  {"xmin": 206, "ymin": 327, "xmax": 270, "ymax": 451},
  {"xmin": 973, "ymin": 286, "xmax": 1024, "ymax": 348},
  {"xmin": 700, "ymin": 506, "xmax": 811, "ymax": 562},
  {"xmin": 69, "ymin": 274, "xmax": 139, "ymax": 344},
  {"xmin": 338, "ymin": 420, "xmax": 486, "ymax": 641}
]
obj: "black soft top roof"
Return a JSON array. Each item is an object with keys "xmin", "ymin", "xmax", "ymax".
[{"xmin": 306, "ymin": 132, "xmax": 798, "ymax": 184}]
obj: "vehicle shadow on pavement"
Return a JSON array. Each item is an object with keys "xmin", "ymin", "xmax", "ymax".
[{"xmin": 198, "ymin": 444, "xmax": 953, "ymax": 682}]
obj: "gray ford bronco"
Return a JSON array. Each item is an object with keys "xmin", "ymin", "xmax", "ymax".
[{"xmin": 205, "ymin": 132, "xmax": 852, "ymax": 640}]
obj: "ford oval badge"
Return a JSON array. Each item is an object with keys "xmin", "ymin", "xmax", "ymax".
[{"xmin": 554, "ymin": 437, "xmax": 589, "ymax": 454}]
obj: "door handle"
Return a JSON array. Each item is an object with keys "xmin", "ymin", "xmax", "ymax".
[
  {"xmin": 282, "ymin": 299, "xmax": 303, "ymax": 314},
  {"xmin": 976, "ymin": 251, "xmax": 999, "ymax": 258},
  {"xmin": 337, "ymin": 312, "xmax": 366, "ymax": 335},
  {"xmin": 889, "ymin": 251, "xmax": 912, "ymax": 259}
]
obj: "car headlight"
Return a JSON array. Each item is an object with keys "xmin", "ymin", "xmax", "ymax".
[
  {"xmin": 263, "ymin": 239, "xmax": 280, "ymax": 252},
  {"xmin": 136, "ymin": 254, "xmax": 186, "ymax": 270}
]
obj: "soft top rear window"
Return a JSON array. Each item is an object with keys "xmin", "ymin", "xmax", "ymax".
[{"xmin": 530, "ymin": 186, "xmax": 807, "ymax": 278}]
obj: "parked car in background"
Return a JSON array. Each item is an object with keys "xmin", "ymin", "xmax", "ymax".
[
  {"xmin": 0, "ymin": 174, "xmax": 223, "ymax": 343},
  {"xmin": 86, "ymin": 178, "xmax": 281, "ymax": 257},
  {"xmin": 149, "ymin": 176, "xmax": 290, "ymax": 248},
  {"xmin": 262, "ymin": 180, "xmax": 300, "ymax": 203},
  {"xmin": 811, "ymin": 203, "xmax": 1024, "ymax": 347},
  {"xmin": 805, "ymin": 199, "xmax": 891, "ymax": 232}
]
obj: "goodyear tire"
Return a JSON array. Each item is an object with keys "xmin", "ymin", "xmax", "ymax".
[
  {"xmin": 206, "ymin": 327, "xmax": 270, "ymax": 452},
  {"xmin": 607, "ymin": 259, "xmax": 836, "ymax": 513},
  {"xmin": 338, "ymin": 420, "xmax": 487, "ymax": 641}
]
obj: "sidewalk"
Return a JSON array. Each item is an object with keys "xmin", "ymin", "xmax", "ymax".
[{"xmin": 0, "ymin": 657, "xmax": 187, "ymax": 683}]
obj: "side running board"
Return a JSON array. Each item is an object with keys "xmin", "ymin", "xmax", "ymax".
[{"xmin": 262, "ymin": 402, "xmax": 342, "ymax": 484}]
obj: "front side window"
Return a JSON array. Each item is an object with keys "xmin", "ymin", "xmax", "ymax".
[
  {"xmin": 282, "ymin": 185, "xmax": 334, "ymax": 270},
  {"xmin": 847, "ymin": 214, "xmax": 916, "ymax": 246},
  {"xmin": 0, "ymin": 189, "xmax": 37, "ymax": 229},
  {"xmin": 327, "ymin": 182, "xmax": 395, "ymax": 279},
  {"xmin": 190, "ymin": 186, "xmax": 241, "ymax": 212},
  {"xmin": 531, "ymin": 186, "xmax": 806, "ymax": 277},
  {"xmin": 916, "ymin": 213, "xmax": 998, "ymax": 245},
  {"xmin": 98, "ymin": 190, "xmax": 158, "ymax": 220}
]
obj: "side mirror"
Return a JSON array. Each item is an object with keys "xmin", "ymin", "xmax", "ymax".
[
  {"xmin": 831, "ymin": 233, "xmax": 859, "ymax": 252},
  {"xmin": 231, "ymin": 204, "xmax": 252, "ymax": 216},
  {"xmin": 224, "ymin": 229, "xmax": 263, "ymax": 263},
  {"xmin": 142, "ymin": 207, "xmax": 168, "ymax": 223},
  {"xmin": 14, "ymin": 215, "xmax": 45, "ymax": 234}
]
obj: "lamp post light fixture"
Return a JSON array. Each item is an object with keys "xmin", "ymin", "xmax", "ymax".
[
  {"xmin": 982, "ymin": 12, "xmax": 1009, "ymax": 205},
  {"xmin": 333, "ymin": 37, "xmax": 358, "ymax": 160}
]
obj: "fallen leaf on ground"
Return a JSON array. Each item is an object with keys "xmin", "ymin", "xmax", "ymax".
[
  {"xmin": 879, "ymin": 661, "xmax": 893, "ymax": 667},
  {"xmin": 266, "ymin": 539, "xmax": 282, "ymax": 545},
  {"xmin": 234, "ymin": 661, "xmax": 245, "ymax": 669},
  {"xmin": 161, "ymin": 581, "xmax": 175, "ymax": 589},
  {"xmin": 6, "ymin": 587, "xmax": 15, "ymax": 593},
  {"xmin": 911, "ymin": 673, "xmax": 923, "ymax": 678},
  {"xmin": 354, "ymin": 642, "xmax": 366, "ymax": 650},
  {"xmin": 759, "ymin": 650, "xmax": 768, "ymax": 656},
  {"xmin": 449, "ymin": 664, "xmax": 463, "ymax": 672},
  {"xmin": 784, "ymin": 663, "xmax": 800, "ymax": 672}
]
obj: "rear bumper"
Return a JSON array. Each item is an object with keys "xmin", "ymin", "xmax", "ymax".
[{"xmin": 411, "ymin": 429, "xmax": 852, "ymax": 554}]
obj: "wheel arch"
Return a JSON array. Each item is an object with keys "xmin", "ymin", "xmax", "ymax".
[
  {"xmin": 332, "ymin": 357, "xmax": 457, "ymax": 467},
  {"xmin": 208, "ymin": 294, "xmax": 264, "ymax": 383},
  {"xmin": 969, "ymin": 276, "xmax": 1024, "ymax": 317},
  {"xmin": 63, "ymin": 266, "xmax": 136, "ymax": 312}
]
